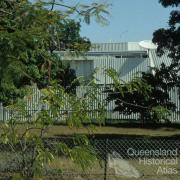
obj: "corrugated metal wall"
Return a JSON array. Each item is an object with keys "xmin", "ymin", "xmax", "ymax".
[
  {"xmin": 90, "ymin": 42, "xmax": 128, "ymax": 52},
  {"xmin": 90, "ymin": 42, "xmax": 145, "ymax": 52},
  {"xmin": 168, "ymin": 88, "xmax": 180, "ymax": 122},
  {"xmin": 150, "ymin": 50, "xmax": 171, "ymax": 67},
  {"xmin": 70, "ymin": 60, "xmax": 94, "ymax": 81},
  {"xmin": 68, "ymin": 56, "xmax": 150, "ymax": 84},
  {"xmin": 0, "ymin": 86, "xmax": 179, "ymax": 122},
  {"xmin": 92, "ymin": 56, "xmax": 150, "ymax": 84},
  {"xmin": 0, "ymin": 43, "xmax": 179, "ymax": 123}
]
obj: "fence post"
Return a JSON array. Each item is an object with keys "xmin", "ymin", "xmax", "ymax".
[
  {"xmin": 0, "ymin": 102, "xmax": 3, "ymax": 121},
  {"xmin": 104, "ymin": 138, "xmax": 108, "ymax": 180}
]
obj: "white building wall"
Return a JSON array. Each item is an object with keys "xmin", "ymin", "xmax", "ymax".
[
  {"xmin": 70, "ymin": 60, "xmax": 94, "ymax": 81},
  {"xmin": 92, "ymin": 56, "xmax": 149, "ymax": 84}
]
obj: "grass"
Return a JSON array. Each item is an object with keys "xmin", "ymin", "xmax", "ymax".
[
  {"xmin": 26, "ymin": 155, "xmax": 180, "ymax": 179},
  {"xmin": 0, "ymin": 151, "xmax": 179, "ymax": 180},
  {"xmin": 0, "ymin": 123, "xmax": 179, "ymax": 179},
  {"xmin": 39, "ymin": 124, "xmax": 180, "ymax": 138},
  {"xmin": 1, "ymin": 123, "xmax": 179, "ymax": 138}
]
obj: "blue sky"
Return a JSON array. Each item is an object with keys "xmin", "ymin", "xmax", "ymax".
[{"xmin": 80, "ymin": 0, "xmax": 172, "ymax": 43}]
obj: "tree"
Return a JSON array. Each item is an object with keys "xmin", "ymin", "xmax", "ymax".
[
  {"xmin": 105, "ymin": 69, "xmax": 175, "ymax": 123},
  {"xmin": 106, "ymin": 0, "xmax": 179, "ymax": 124},
  {"xmin": 152, "ymin": 0, "xmax": 180, "ymax": 89},
  {"xmin": 0, "ymin": 82, "xmax": 105, "ymax": 179},
  {"xmin": 0, "ymin": 0, "xmax": 109, "ymax": 105},
  {"xmin": 0, "ymin": 0, "xmax": 93, "ymax": 105},
  {"xmin": 0, "ymin": 0, "xmax": 109, "ymax": 179}
]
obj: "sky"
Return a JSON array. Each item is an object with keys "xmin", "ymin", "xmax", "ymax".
[{"xmin": 79, "ymin": 0, "xmax": 173, "ymax": 43}]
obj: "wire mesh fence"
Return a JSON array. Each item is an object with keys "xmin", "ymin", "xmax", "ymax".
[{"xmin": 0, "ymin": 137, "xmax": 179, "ymax": 179}]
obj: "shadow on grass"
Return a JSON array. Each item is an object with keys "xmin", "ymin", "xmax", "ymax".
[
  {"xmin": 53, "ymin": 121, "xmax": 180, "ymax": 129},
  {"xmin": 52, "ymin": 134, "xmax": 180, "ymax": 140}
]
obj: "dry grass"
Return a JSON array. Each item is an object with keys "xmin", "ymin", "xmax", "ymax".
[
  {"xmin": 43, "ymin": 125, "xmax": 180, "ymax": 137},
  {"xmin": 2, "ymin": 124, "xmax": 179, "ymax": 138},
  {"xmin": 0, "ymin": 152, "xmax": 179, "ymax": 180},
  {"xmin": 46, "ymin": 156, "xmax": 180, "ymax": 180}
]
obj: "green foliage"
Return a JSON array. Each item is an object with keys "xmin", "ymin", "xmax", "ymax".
[
  {"xmin": 0, "ymin": 0, "xmax": 108, "ymax": 105},
  {"xmin": 152, "ymin": 0, "xmax": 180, "ymax": 89},
  {"xmin": 151, "ymin": 105, "xmax": 171, "ymax": 121},
  {"xmin": 159, "ymin": 0, "xmax": 180, "ymax": 7},
  {"xmin": 57, "ymin": 134, "xmax": 97, "ymax": 170},
  {"xmin": 42, "ymin": 0, "xmax": 110, "ymax": 25},
  {"xmin": 0, "ymin": 83, "xmax": 105, "ymax": 179},
  {"xmin": 106, "ymin": 68, "xmax": 176, "ymax": 123},
  {"xmin": 0, "ymin": 1, "xmax": 109, "ymax": 179}
]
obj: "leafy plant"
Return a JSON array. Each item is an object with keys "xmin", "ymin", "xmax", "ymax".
[
  {"xmin": 0, "ymin": 82, "xmax": 105, "ymax": 179},
  {"xmin": 0, "ymin": 0, "xmax": 110, "ymax": 105},
  {"xmin": 152, "ymin": 0, "xmax": 180, "ymax": 90},
  {"xmin": 0, "ymin": 0, "xmax": 110, "ymax": 179},
  {"xmin": 105, "ymin": 68, "xmax": 175, "ymax": 123}
]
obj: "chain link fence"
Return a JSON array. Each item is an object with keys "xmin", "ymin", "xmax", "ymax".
[{"xmin": 0, "ymin": 137, "xmax": 179, "ymax": 179}]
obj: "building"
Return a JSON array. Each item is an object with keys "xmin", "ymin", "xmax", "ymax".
[
  {"xmin": 62, "ymin": 42, "xmax": 171, "ymax": 84},
  {"xmin": 1, "ymin": 42, "xmax": 179, "ymax": 122},
  {"xmin": 61, "ymin": 42, "xmax": 179, "ymax": 122}
]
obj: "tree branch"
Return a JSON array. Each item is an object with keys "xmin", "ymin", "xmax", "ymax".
[
  {"xmin": 107, "ymin": 91, "xmax": 150, "ymax": 109},
  {"xmin": 50, "ymin": 0, "xmax": 56, "ymax": 11},
  {"xmin": 0, "ymin": 9, "xmax": 12, "ymax": 15},
  {"xmin": 43, "ymin": 1, "xmax": 81, "ymax": 14},
  {"xmin": 117, "ymin": 98, "xmax": 149, "ymax": 109}
]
